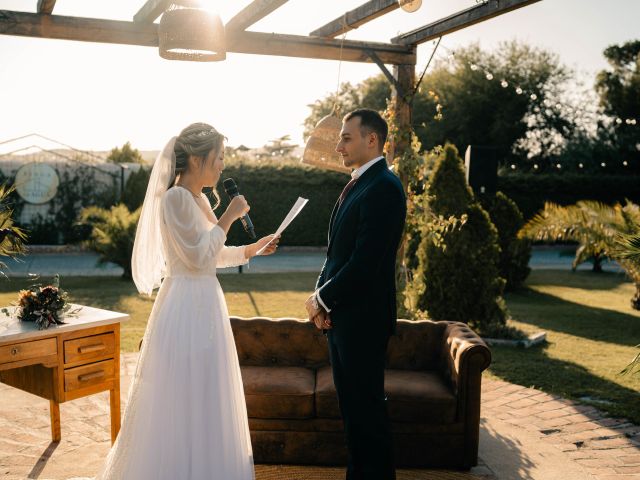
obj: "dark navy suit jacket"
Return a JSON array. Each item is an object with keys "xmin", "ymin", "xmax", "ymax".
[{"xmin": 316, "ymin": 158, "xmax": 407, "ymax": 336}]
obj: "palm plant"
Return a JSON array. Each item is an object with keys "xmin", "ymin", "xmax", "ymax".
[
  {"xmin": 617, "ymin": 231, "xmax": 640, "ymax": 374},
  {"xmin": 79, "ymin": 204, "xmax": 140, "ymax": 279},
  {"xmin": 520, "ymin": 200, "xmax": 640, "ymax": 309},
  {"xmin": 0, "ymin": 184, "xmax": 27, "ymax": 273}
]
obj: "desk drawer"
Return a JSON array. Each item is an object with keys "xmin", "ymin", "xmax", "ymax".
[
  {"xmin": 0, "ymin": 338, "xmax": 57, "ymax": 365},
  {"xmin": 64, "ymin": 333, "xmax": 115, "ymax": 365},
  {"xmin": 64, "ymin": 359, "xmax": 115, "ymax": 392}
]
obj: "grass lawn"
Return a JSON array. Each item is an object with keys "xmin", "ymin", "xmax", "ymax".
[{"xmin": 0, "ymin": 269, "xmax": 638, "ymax": 422}]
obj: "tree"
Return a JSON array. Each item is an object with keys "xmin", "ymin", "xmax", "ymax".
[
  {"xmin": 520, "ymin": 200, "xmax": 640, "ymax": 309},
  {"xmin": 406, "ymin": 144, "xmax": 508, "ymax": 335},
  {"xmin": 481, "ymin": 192, "xmax": 531, "ymax": 291},
  {"xmin": 107, "ymin": 142, "xmax": 144, "ymax": 164},
  {"xmin": 595, "ymin": 40, "xmax": 640, "ymax": 165},
  {"xmin": 304, "ymin": 41, "xmax": 575, "ymax": 166},
  {"xmin": 263, "ymin": 135, "xmax": 298, "ymax": 157}
]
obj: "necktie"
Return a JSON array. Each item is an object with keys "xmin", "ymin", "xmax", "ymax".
[{"xmin": 338, "ymin": 177, "xmax": 358, "ymax": 206}]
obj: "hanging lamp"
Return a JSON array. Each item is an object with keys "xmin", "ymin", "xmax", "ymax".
[
  {"xmin": 398, "ymin": 0, "xmax": 422, "ymax": 13},
  {"xmin": 158, "ymin": 1, "xmax": 226, "ymax": 62},
  {"xmin": 301, "ymin": 109, "xmax": 349, "ymax": 174}
]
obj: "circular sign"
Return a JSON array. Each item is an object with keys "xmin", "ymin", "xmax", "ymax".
[{"xmin": 14, "ymin": 163, "xmax": 60, "ymax": 204}]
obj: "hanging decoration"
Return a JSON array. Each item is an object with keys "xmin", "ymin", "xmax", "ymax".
[
  {"xmin": 159, "ymin": 1, "xmax": 226, "ymax": 62},
  {"xmin": 435, "ymin": 43, "xmax": 638, "ymax": 172},
  {"xmin": 398, "ymin": 0, "xmax": 422, "ymax": 13},
  {"xmin": 302, "ymin": 26, "xmax": 350, "ymax": 174}
]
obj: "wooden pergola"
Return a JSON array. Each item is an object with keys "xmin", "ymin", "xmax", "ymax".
[{"xmin": 0, "ymin": 0, "xmax": 540, "ymax": 185}]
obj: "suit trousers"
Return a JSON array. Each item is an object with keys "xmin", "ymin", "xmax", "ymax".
[{"xmin": 327, "ymin": 325, "xmax": 395, "ymax": 480}]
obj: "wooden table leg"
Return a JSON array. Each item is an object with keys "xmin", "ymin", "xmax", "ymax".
[
  {"xmin": 50, "ymin": 399, "xmax": 61, "ymax": 442},
  {"xmin": 110, "ymin": 387, "xmax": 121, "ymax": 444}
]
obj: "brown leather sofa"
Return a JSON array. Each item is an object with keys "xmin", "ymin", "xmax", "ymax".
[{"xmin": 231, "ymin": 316, "xmax": 491, "ymax": 469}]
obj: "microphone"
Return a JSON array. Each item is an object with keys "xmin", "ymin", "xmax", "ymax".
[{"xmin": 222, "ymin": 178, "xmax": 256, "ymax": 239}]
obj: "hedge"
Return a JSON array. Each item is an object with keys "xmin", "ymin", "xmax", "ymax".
[
  {"xmin": 497, "ymin": 173, "xmax": 640, "ymax": 221},
  {"xmin": 208, "ymin": 160, "xmax": 349, "ymax": 247}
]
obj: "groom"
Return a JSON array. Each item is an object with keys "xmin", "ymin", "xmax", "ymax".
[{"xmin": 305, "ymin": 109, "xmax": 406, "ymax": 480}]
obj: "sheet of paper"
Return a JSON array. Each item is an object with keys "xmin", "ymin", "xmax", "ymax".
[{"xmin": 256, "ymin": 196, "xmax": 308, "ymax": 255}]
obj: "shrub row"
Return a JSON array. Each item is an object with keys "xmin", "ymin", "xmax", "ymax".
[{"xmin": 497, "ymin": 173, "xmax": 640, "ymax": 221}]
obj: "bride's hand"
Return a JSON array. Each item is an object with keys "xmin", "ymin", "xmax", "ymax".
[
  {"xmin": 226, "ymin": 195, "xmax": 250, "ymax": 220},
  {"xmin": 246, "ymin": 234, "xmax": 280, "ymax": 258}
]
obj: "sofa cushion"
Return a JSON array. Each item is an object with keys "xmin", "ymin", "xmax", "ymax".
[
  {"xmin": 242, "ymin": 366, "xmax": 315, "ymax": 419},
  {"xmin": 315, "ymin": 366, "xmax": 457, "ymax": 424}
]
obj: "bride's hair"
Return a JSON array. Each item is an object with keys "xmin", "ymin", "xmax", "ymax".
[{"xmin": 172, "ymin": 122, "xmax": 226, "ymax": 207}]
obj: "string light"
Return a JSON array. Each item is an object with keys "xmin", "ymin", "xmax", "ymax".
[
  {"xmin": 510, "ymin": 164, "xmax": 516, "ymax": 169},
  {"xmin": 601, "ymin": 162, "xmax": 607, "ymax": 167},
  {"xmin": 435, "ymin": 44, "xmax": 639, "ymax": 128},
  {"xmin": 556, "ymin": 163, "xmax": 562, "ymax": 169},
  {"xmin": 623, "ymin": 161, "xmax": 628, "ymax": 166},
  {"xmin": 579, "ymin": 163, "xmax": 584, "ymax": 169},
  {"xmin": 533, "ymin": 164, "xmax": 539, "ymax": 169}
]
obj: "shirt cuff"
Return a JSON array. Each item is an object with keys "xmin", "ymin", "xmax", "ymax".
[{"xmin": 315, "ymin": 290, "xmax": 331, "ymax": 313}]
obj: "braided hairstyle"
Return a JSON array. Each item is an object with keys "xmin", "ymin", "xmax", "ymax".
[{"xmin": 171, "ymin": 122, "xmax": 226, "ymax": 207}]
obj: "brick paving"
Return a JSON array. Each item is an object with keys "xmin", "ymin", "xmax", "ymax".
[
  {"xmin": 1, "ymin": 353, "xmax": 638, "ymax": 479},
  {"xmin": 482, "ymin": 379, "xmax": 640, "ymax": 479}
]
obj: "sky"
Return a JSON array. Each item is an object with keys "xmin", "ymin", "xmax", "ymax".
[{"xmin": 0, "ymin": 0, "xmax": 639, "ymax": 154}]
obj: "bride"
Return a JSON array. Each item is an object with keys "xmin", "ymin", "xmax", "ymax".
[{"xmin": 97, "ymin": 123, "xmax": 277, "ymax": 479}]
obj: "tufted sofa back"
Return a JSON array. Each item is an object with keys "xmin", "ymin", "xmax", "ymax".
[
  {"xmin": 230, "ymin": 317, "xmax": 448, "ymax": 371},
  {"xmin": 231, "ymin": 317, "xmax": 330, "ymax": 368},
  {"xmin": 386, "ymin": 319, "xmax": 446, "ymax": 370}
]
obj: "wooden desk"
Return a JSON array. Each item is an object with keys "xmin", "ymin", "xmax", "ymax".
[{"xmin": 0, "ymin": 305, "xmax": 129, "ymax": 444}]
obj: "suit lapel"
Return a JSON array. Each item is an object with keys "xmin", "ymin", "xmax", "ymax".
[{"xmin": 328, "ymin": 159, "xmax": 386, "ymax": 251}]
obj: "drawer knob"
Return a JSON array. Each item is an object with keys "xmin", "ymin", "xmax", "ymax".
[
  {"xmin": 10, "ymin": 347, "xmax": 19, "ymax": 356},
  {"xmin": 78, "ymin": 371, "xmax": 105, "ymax": 382}
]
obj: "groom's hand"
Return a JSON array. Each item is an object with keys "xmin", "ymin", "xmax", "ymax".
[
  {"xmin": 305, "ymin": 294, "xmax": 332, "ymax": 330},
  {"xmin": 313, "ymin": 310, "xmax": 332, "ymax": 331}
]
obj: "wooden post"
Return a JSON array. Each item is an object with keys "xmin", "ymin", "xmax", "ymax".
[
  {"xmin": 388, "ymin": 63, "xmax": 415, "ymax": 191},
  {"xmin": 388, "ymin": 63, "xmax": 415, "ymax": 304}
]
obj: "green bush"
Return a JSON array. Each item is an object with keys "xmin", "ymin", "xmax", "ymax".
[
  {"xmin": 497, "ymin": 173, "xmax": 640, "ymax": 221},
  {"xmin": 79, "ymin": 204, "xmax": 140, "ymax": 279},
  {"xmin": 481, "ymin": 191, "xmax": 531, "ymax": 291},
  {"xmin": 121, "ymin": 166, "xmax": 151, "ymax": 212},
  {"xmin": 408, "ymin": 144, "xmax": 508, "ymax": 335},
  {"xmin": 208, "ymin": 159, "xmax": 347, "ymax": 246},
  {"xmin": 112, "ymin": 158, "xmax": 348, "ymax": 247}
]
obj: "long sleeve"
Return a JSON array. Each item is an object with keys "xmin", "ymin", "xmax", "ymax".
[
  {"xmin": 162, "ymin": 188, "xmax": 227, "ymax": 270},
  {"xmin": 216, "ymin": 245, "xmax": 249, "ymax": 268}
]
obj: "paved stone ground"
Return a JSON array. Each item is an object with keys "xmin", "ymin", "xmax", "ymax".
[
  {"xmin": 2, "ymin": 353, "xmax": 638, "ymax": 479},
  {"xmin": 481, "ymin": 380, "xmax": 640, "ymax": 479}
]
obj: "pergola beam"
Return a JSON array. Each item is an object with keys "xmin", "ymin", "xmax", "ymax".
[
  {"xmin": 229, "ymin": 31, "xmax": 415, "ymax": 64},
  {"xmin": 391, "ymin": 0, "xmax": 541, "ymax": 45},
  {"xmin": 225, "ymin": 0, "xmax": 289, "ymax": 36},
  {"xmin": 133, "ymin": 0, "xmax": 172, "ymax": 23},
  {"xmin": 0, "ymin": 11, "xmax": 416, "ymax": 64},
  {"xmin": 310, "ymin": 0, "xmax": 398, "ymax": 38},
  {"xmin": 37, "ymin": 0, "xmax": 56, "ymax": 15},
  {"xmin": 0, "ymin": 10, "xmax": 159, "ymax": 46}
]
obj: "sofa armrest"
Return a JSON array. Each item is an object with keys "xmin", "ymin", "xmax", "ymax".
[
  {"xmin": 442, "ymin": 321, "xmax": 491, "ymax": 392},
  {"xmin": 440, "ymin": 321, "xmax": 491, "ymax": 467}
]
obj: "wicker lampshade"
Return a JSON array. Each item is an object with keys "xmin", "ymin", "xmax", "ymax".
[
  {"xmin": 301, "ymin": 113, "xmax": 350, "ymax": 174},
  {"xmin": 159, "ymin": 3, "xmax": 226, "ymax": 62}
]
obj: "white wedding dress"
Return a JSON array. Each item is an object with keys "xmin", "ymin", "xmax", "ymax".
[{"xmin": 98, "ymin": 186, "xmax": 254, "ymax": 479}]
